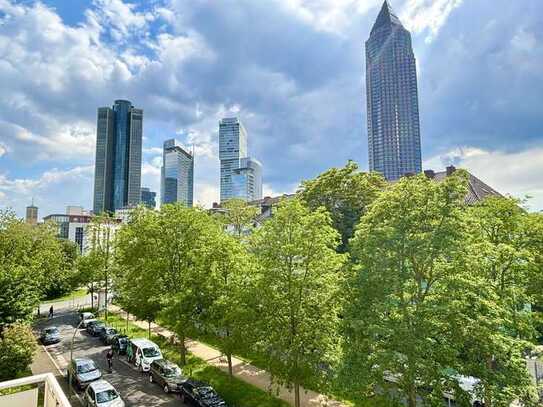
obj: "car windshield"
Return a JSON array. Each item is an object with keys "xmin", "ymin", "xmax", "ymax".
[
  {"xmin": 96, "ymin": 389, "xmax": 118, "ymax": 403},
  {"xmin": 142, "ymin": 347, "xmax": 160, "ymax": 358},
  {"xmin": 77, "ymin": 361, "xmax": 97, "ymax": 374},
  {"xmin": 163, "ymin": 366, "xmax": 181, "ymax": 378},
  {"xmin": 106, "ymin": 328, "xmax": 117, "ymax": 334},
  {"xmin": 118, "ymin": 337, "xmax": 127, "ymax": 344},
  {"xmin": 199, "ymin": 387, "xmax": 217, "ymax": 398},
  {"xmin": 84, "ymin": 314, "xmax": 95, "ymax": 319},
  {"xmin": 45, "ymin": 328, "xmax": 59, "ymax": 335}
]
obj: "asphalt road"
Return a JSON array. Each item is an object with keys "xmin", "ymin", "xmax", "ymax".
[{"xmin": 35, "ymin": 305, "xmax": 187, "ymax": 407}]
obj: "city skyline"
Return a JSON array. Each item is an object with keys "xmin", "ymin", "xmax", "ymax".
[{"xmin": 0, "ymin": 0, "xmax": 542, "ymax": 218}]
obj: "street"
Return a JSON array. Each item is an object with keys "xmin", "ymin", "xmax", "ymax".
[{"xmin": 35, "ymin": 301, "xmax": 186, "ymax": 407}]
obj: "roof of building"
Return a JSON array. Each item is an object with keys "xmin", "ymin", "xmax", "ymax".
[{"xmin": 371, "ymin": 1, "xmax": 402, "ymax": 35}]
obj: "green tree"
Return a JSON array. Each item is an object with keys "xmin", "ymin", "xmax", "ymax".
[
  {"xmin": 42, "ymin": 239, "xmax": 80, "ymax": 299},
  {"xmin": 0, "ymin": 323, "xmax": 38, "ymax": 380},
  {"xmin": 217, "ymin": 198, "xmax": 259, "ymax": 240},
  {"xmin": 299, "ymin": 160, "xmax": 386, "ymax": 252},
  {"xmin": 342, "ymin": 173, "xmax": 471, "ymax": 406},
  {"xmin": 204, "ymin": 232, "xmax": 255, "ymax": 377},
  {"xmin": 75, "ymin": 252, "xmax": 101, "ymax": 310},
  {"xmin": 115, "ymin": 207, "xmax": 163, "ymax": 338},
  {"xmin": 250, "ymin": 198, "xmax": 346, "ymax": 407},
  {"xmin": 463, "ymin": 197, "xmax": 540, "ymax": 405},
  {"xmin": 0, "ymin": 210, "xmax": 63, "ymax": 324}
]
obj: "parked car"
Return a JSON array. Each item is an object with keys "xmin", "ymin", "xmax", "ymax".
[
  {"xmin": 127, "ymin": 338, "xmax": 162, "ymax": 372},
  {"xmin": 94, "ymin": 324, "xmax": 108, "ymax": 339},
  {"xmin": 149, "ymin": 359, "xmax": 186, "ymax": 393},
  {"xmin": 84, "ymin": 380, "xmax": 125, "ymax": 407},
  {"xmin": 87, "ymin": 321, "xmax": 106, "ymax": 336},
  {"xmin": 111, "ymin": 335, "xmax": 128, "ymax": 355},
  {"xmin": 40, "ymin": 326, "xmax": 61, "ymax": 345},
  {"xmin": 67, "ymin": 357, "xmax": 102, "ymax": 390},
  {"xmin": 79, "ymin": 312, "xmax": 96, "ymax": 328},
  {"xmin": 179, "ymin": 379, "xmax": 228, "ymax": 407},
  {"xmin": 100, "ymin": 327, "xmax": 118, "ymax": 345}
]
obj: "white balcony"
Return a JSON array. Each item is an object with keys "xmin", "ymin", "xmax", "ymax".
[{"xmin": 0, "ymin": 373, "xmax": 71, "ymax": 407}]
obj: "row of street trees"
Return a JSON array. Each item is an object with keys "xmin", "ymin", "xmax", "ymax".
[{"xmin": 69, "ymin": 162, "xmax": 542, "ymax": 406}]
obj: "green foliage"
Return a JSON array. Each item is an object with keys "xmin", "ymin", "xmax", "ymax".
[
  {"xmin": 299, "ymin": 160, "xmax": 386, "ymax": 252},
  {"xmin": 342, "ymin": 173, "xmax": 539, "ymax": 407},
  {"xmin": 250, "ymin": 198, "xmax": 346, "ymax": 407},
  {"xmin": 42, "ymin": 239, "xmax": 80, "ymax": 299},
  {"xmin": 0, "ymin": 323, "xmax": 38, "ymax": 381},
  {"xmin": 0, "ymin": 209, "xmax": 65, "ymax": 324},
  {"xmin": 217, "ymin": 198, "xmax": 259, "ymax": 239}
]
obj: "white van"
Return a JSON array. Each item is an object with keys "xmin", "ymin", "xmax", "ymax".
[{"xmin": 128, "ymin": 338, "xmax": 162, "ymax": 372}]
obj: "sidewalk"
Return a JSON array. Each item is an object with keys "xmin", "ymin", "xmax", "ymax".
[{"xmin": 108, "ymin": 304, "xmax": 345, "ymax": 407}]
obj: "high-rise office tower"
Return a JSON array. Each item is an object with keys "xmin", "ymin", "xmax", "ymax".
[
  {"xmin": 25, "ymin": 200, "xmax": 38, "ymax": 225},
  {"xmin": 232, "ymin": 157, "xmax": 263, "ymax": 202},
  {"xmin": 161, "ymin": 139, "xmax": 194, "ymax": 207},
  {"xmin": 366, "ymin": 1, "xmax": 422, "ymax": 181},
  {"xmin": 93, "ymin": 100, "xmax": 143, "ymax": 214},
  {"xmin": 219, "ymin": 117, "xmax": 262, "ymax": 202},
  {"xmin": 141, "ymin": 187, "xmax": 157, "ymax": 209}
]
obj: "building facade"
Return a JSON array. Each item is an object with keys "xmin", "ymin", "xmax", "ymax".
[
  {"xmin": 231, "ymin": 157, "xmax": 263, "ymax": 202},
  {"xmin": 219, "ymin": 117, "xmax": 262, "ymax": 202},
  {"xmin": 141, "ymin": 187, "xmax": 157, "ymax": 209},
  {"xmin": 43, "ymin": 210, "xmax": 92, "ymax": 254},
  {"xmin": 25, "ymin": 202, "xmax": 38, "ymax": 225},
  {"xmin": 93, "ymin": 100, "xmax": 143, "ymax": 214},
  {"xmin": 161, "ymin": 139, "xmax": 194, "ymax": 207},
  {"xmin": 366, "ymin": 1, "xmax": 422, "ymax": 180}
]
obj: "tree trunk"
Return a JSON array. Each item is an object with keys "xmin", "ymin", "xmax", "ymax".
[
  {"xmin": 227, "ymin": 353, "xmax": 233, "ymax": 377},
  {"xmin": 90, "ymin": 285, "xmax": 94, "ymax": 309},
  {"xmin": 180, "ymin": 335, "xmax": 187, "ymax": 366},
  {"xmin": 126, "ymin": 311, "xmax": 129, "ymax": 332},
  {"xmin": 148, "ymin": 321, "xmax": 151, "ymax": 339},
  {"xmin": 407, "ymin": 384, "xmax": 417, "ymax": 407},
  {"xmin": 294, "ymin": 382, "xmax": 300, "ymax": 407}
]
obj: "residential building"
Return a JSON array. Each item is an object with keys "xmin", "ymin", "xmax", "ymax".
[
  {"xmin": 161, "ymin": 139, "xmax": 194, "ymax": 207},
  {"xmin": 141, "ymin": 187, "xmax": 157, "ymax": 209},
  {"xmin": 366, "ymin": 1, "xmax": 422, "ymax": 180},
  {"xmin": 219, "ymin": 117, "xmax": 262, "ymax": 202},
  {"xmin": 93, "ymin": 99, "xmax": 143, "ymax": 214},
  {"xmin": 25, "ymin": 201, "xmax": 38, "ymax": 225},
  {"xmin": 43, "ymin": 209, "xmax": 93, "ymax": 253}
]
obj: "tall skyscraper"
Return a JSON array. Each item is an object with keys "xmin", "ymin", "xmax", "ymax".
[
  {"xmin": 93, "ymin": 100, "xmax": 143, "ymax": 214},
  {"xmin": 161, "ymin": 139, "xmax": 194, "ymax": 207},
  {"xmin": 25, "ymin": 200, "xmax": 38, "ymax": 225},
  {"xmin": 366, "ymin": 1, "xmax": 422, "ymax": 180},
  {"xmin": 232, "ymin": 157, "xmax": 263, "ymax": 202},
  {"xmin": 219, "ymin": 117, "xmax": 262, "ymax": 202},
  {"xmin": 141, "ymin": 187, "xmax": 157, "ymax": 209}
]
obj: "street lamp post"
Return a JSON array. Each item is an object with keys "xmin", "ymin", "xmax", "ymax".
[{"xmin": 69, "ymin": 318, "xmax": 85, "ymax": 395}]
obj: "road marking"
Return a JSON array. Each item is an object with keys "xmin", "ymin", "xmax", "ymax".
[{"xmin": 42, "ymin": 344, "xmax": 84, "ymax": 405}]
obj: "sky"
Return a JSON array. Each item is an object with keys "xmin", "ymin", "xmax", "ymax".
[{"xmin": 0, "ymin": 0, "xmax": 542, "ymax": 219}]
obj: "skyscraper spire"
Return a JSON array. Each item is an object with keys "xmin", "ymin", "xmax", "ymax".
[{"xmin": 371, "ymin": 0, "xmax": 402, "ymax": 34}]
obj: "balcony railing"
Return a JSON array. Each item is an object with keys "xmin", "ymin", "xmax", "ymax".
[{"xmin": 0, "ymin": 373, "xmax": 71, "ymax": 407}]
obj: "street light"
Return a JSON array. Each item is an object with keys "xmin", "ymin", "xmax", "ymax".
[{"xmin": 69, "ymin": 317, "xmax": 85, "ymax": 395}]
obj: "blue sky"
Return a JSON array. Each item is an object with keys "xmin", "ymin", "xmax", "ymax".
[{"xmin": 0, "ymin": 0, "xmax": 542, "ymax": 218}]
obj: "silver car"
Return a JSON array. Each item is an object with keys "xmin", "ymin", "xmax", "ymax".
[
  {"xmin": 84, "ymin": 380, "xmax": 125, "ymax": 407},
  {"xmin": 67, "ymin": 358, "xmax": 102, "ymax": 390}
]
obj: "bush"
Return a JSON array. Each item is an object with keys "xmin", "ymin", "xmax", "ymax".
[{"xmin": 0, "ymin": 323, "xmax": 38, "ymax": 381}]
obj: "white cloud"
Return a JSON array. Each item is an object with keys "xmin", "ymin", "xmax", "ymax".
[
  {"xmin": 400, "ymin": 0, "xmax": 463, "ymax": 42},
  {"xmin": 424, "ymin": 146, "xmax": 543, "ymax": 211},
  {"xmin": 0, "ymin": 166, "xmax": 94, "ymax": 217}
]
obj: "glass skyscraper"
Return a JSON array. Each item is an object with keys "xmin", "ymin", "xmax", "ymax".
[
  {"xmin": 219, "ymin": 117, "xmax": 262, "ymax": 202},
  {"xmin": 366, "ymin": 1, "xmax": 422, "ymax": 181},
  {"xmin": 141, "ymin": 187, "xmax": 157, "ymax": 209},
  {"xmin": 161, "ymin": 139, "xmax": 194, "ymax": 207},
  {"xmin": 93, "ymin": 100, "xmax": 142, "ymax": 214}
]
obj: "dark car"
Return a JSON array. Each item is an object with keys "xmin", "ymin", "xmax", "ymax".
[
  {"xmin": 111, "ymin": 335, "xmax": 129, "ymax": 355},
  {"xmin": 149, "ymin": 359, "xmax": 186, "ymax": 393},
  {"xmin": 87, "ymin": 321, "xmax": 105, "ymax": 336},
  {"xmin": 67, "ymin": 357, "xmax": 102, "ymax": 390},
  {"xmin": 100, "ymin": 327, "xmax": 118, "ymax": 345},
  {"xmin": 180, "ymin": 380, "xmax": 228, "ymax": 407},
  {"xmin": 40, "ymin": 326, "xmax": 61, "ymax": 345}
]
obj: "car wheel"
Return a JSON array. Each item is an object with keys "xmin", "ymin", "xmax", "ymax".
[
  {"xmin": 149, "ymin": 374, "xmax": 153, "ymax": 383},
  {"xmin": 180, "ymin": 393, "xmax": 185, "ymax": 402},
  {"xmin": 163, "ymin": 385, "xmax": 169, "ymax": 393}
]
